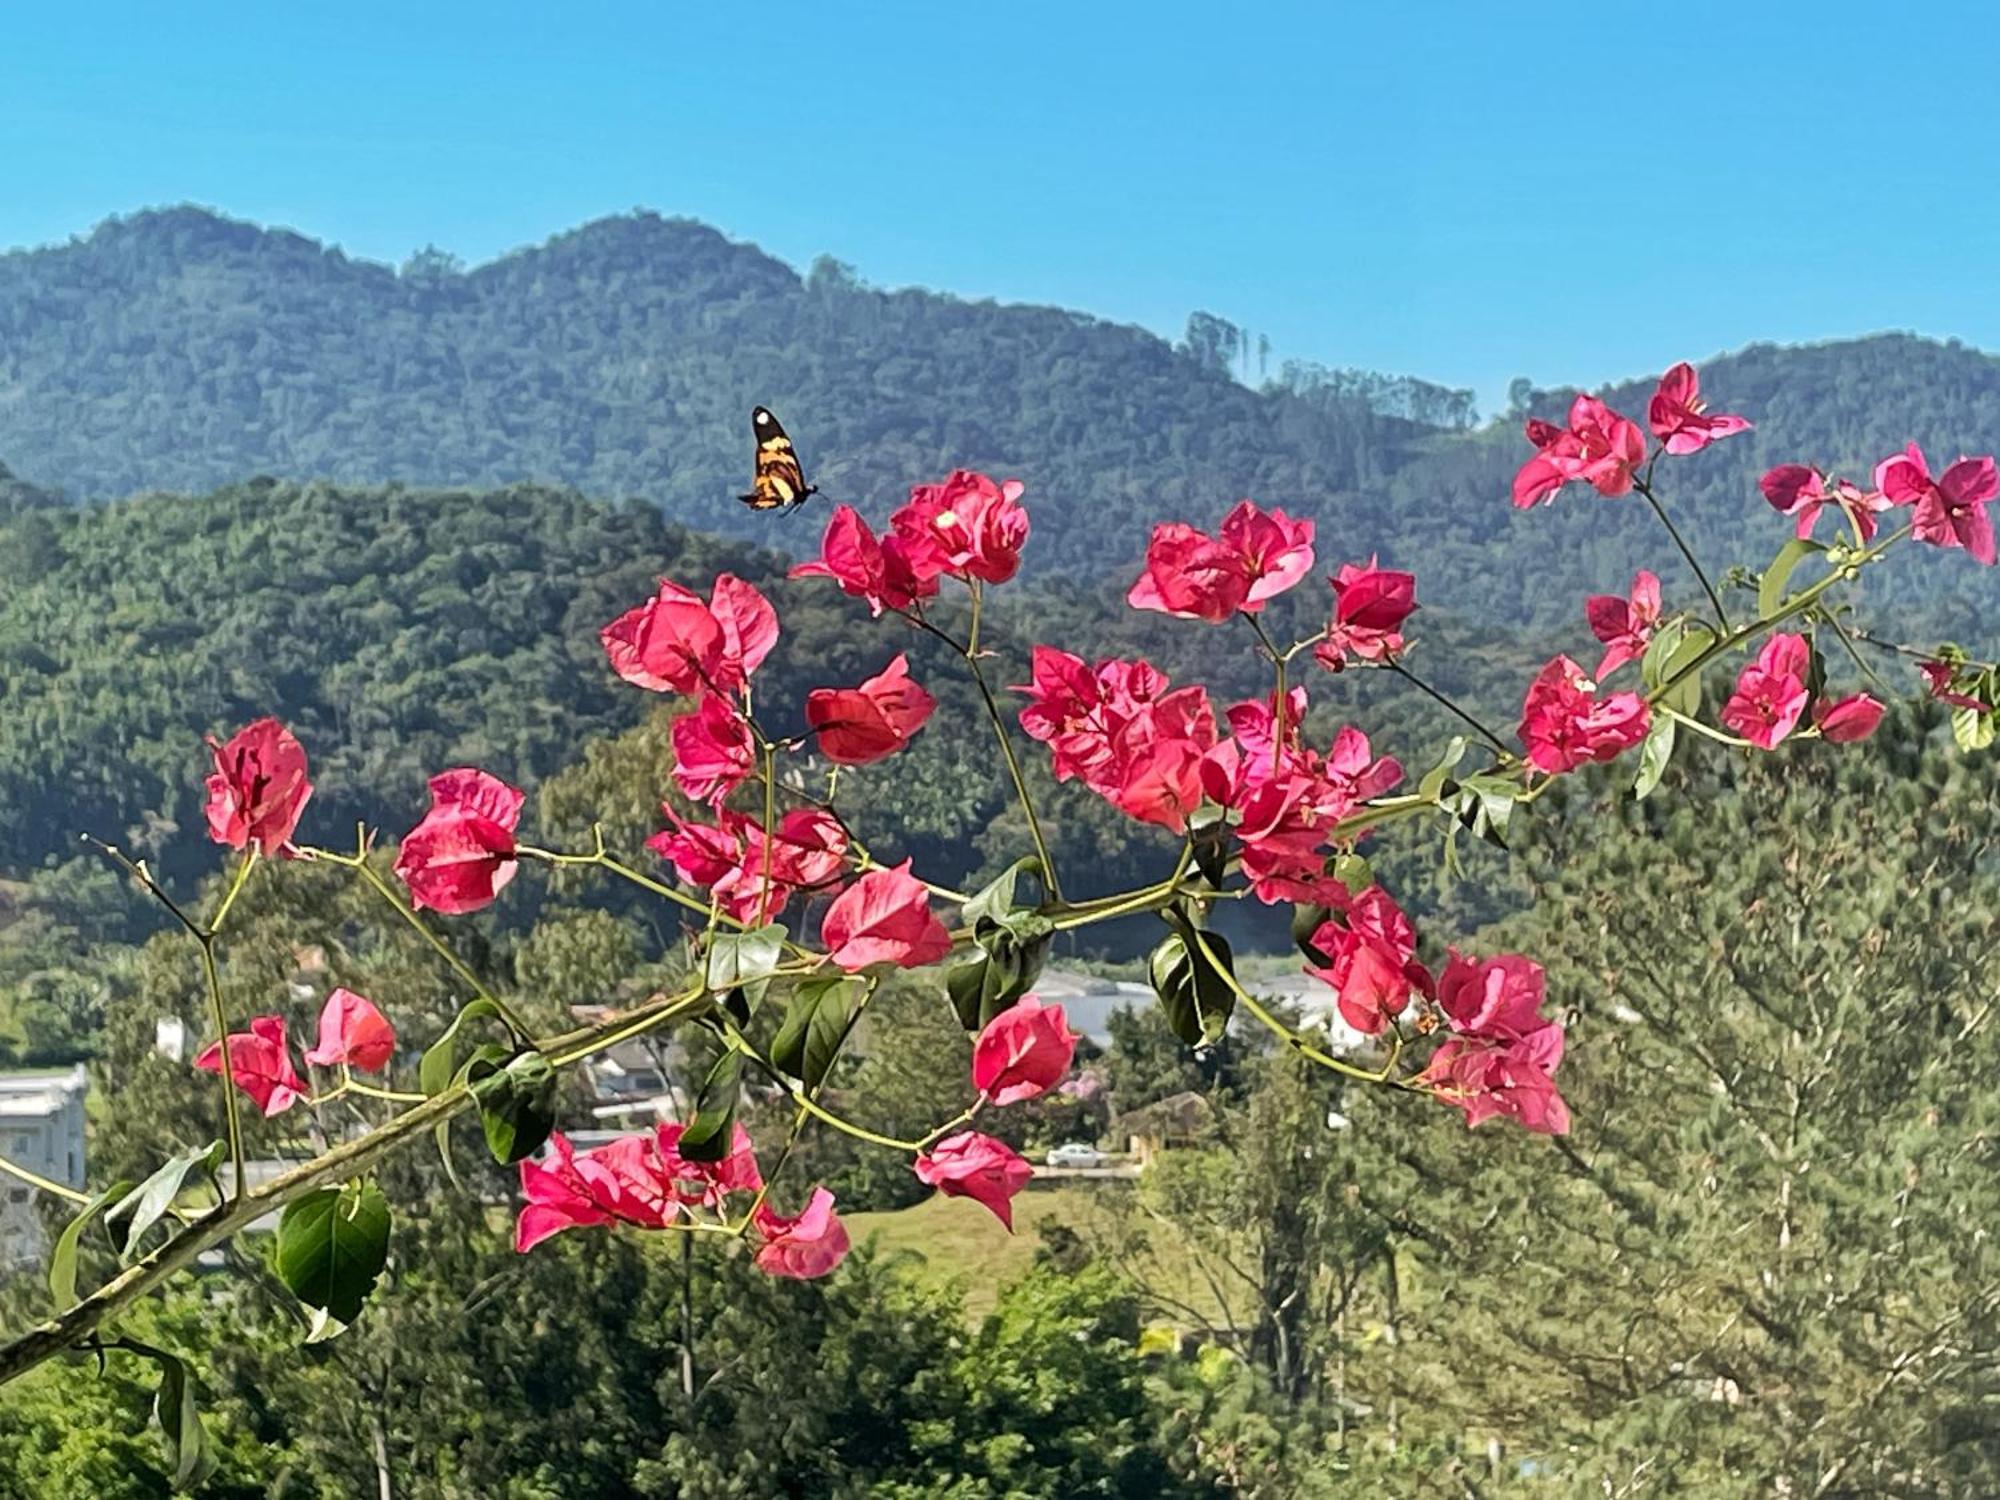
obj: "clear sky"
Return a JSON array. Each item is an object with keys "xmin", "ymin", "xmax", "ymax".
[{"xmin": 3, "ymin": 1, "xmax": 1995, "ymax": 413}]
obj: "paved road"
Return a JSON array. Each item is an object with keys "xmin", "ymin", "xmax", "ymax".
[{"xmin": 1035, "ymin": 1163, "xmax": 1142, "ymax": 1180}]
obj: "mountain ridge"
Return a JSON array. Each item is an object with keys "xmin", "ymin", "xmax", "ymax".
[{"xmin": 5, "ymin": 207, "xmax": 2000, "ymax": 634}]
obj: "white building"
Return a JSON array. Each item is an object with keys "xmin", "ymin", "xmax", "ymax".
[{"xmin": 0, "ymin": 1065, "xmax": 89, "ymax": 1269}]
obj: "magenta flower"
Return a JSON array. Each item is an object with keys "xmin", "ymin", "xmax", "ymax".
[
  {"xmin": 394, "ymin": 768, "xmax": 525, "ymax": 914},
  {"xmin": 1875, "ymin": 443, "xmax": 1999, "ymax": 565},
  {"xmin": 670, "ymin": 693, "xmax": 756, "ymax": 805},
  {"xmin": 1513, "ymin": 395, "xmax": 1645, "ymax": 509},
  {"xmin": 972, "ymin": 997, "xmax": 1079, "ymax": 1106},
  {"xmin": 1584, "ymin": 570, "xmax": 1661, "ymax": 680},
  {"xmin": 1720, "ymin": 634, "xmax": 1811, "ymax": 749},
  {"xmin": 1647, "ymin": 362, "xmax": 1750, "ymax": 455},
  {"xmin": 1421, "ymin": 951, "xmax": 1570, "ymax": 1136},
  {"xmin": 1812, "ymin": 693, "xmax": 1885, "ymax": 743},
  {"xmin": 1314, "ymin": 558, "xmax": 1416, "ymax": 670},
  {"xmin": 1517, "ymin": 656, "xmax": 1651, "ymax": 774},
  {"xmin": 194, "ymin": 1015, "xmax": 310, "ymax": 1118},
  {"xmin": 912, "ymin": 1132, "xmax": 1034, "ymax": 1230},
  {"xmin": 302, "ymin": 989, "xmax": 397, "ymax": 1073},
  {"xmin": 1128, "ymin": 501, "xmax": 1314, "ymax": 621},
  {"xmin": 753, "ymin": 1188, "xmax": 851, "ymax": 1279},
  {"xmin": 1760, "ymin": 465, "xmax": 1890, "ymax": 543}
]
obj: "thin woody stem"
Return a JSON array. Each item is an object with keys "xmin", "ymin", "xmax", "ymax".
[
  {"xmin": 1185, "ymin": 925, "xmax": 1415, "ymax": 1090},
  {"xmin": 1648, "ymin": 523, "xmax": 1911, "ymax": 708},
  {"xmin": 968, "ymin": 655, "xmax": 1065, "ymax": 904},
  {"xmin": 1384, "ymin": 661, "xmax": 1510, "ymax": 754},
  {"xmin": 0, "ymin": 1152, "xmax": 89, "ymax": 1207},
  {"xmin": 83, "ymin": 837, "xmax": 254, "ymax": 1199},
  {"xmin": 198, "ymin": 941, "xmax": 247, "ymax": 1200},
  {"xmin": 1635, "ymin": 475, "xmax": 1732, "ymax": 632},
  {"xmin": 898, "ymin": 602, "xmax": 1066, "ymax": 903}
]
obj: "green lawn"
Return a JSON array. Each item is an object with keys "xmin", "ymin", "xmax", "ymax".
[{"xmin": 848, "ymin": 1181, "xmax": 1240, "ymax": 1329}]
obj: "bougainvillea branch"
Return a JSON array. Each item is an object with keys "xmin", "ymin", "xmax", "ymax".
[{"xmin": 7, "ymin": 360, "xmax": 1998, "ymax": 1493}]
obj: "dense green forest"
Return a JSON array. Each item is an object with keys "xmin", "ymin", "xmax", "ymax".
[{"xmin": 5, "ymin": 208, "xmax": 2000, "ymax": 631}]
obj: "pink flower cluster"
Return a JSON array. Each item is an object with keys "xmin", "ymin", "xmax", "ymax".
[
  {"xmin": 1517, "ymin": 656, "xmax": 1651, "ymax": 775},
  {"xmin": 515, "ymin": 1124, "xmax": 847, "ymax": 1280},
  {"xmin": 1514, "ymin": 363, "xmax": 1749, "ymax": 509},
  {"xmin": 1016, "ymin": 648, "xmax": 1219, "ymax": 833},
  {"xmin": 1720, "ymin": 634, "xmax": 1882, "ymax": 749},
  {"xmin": 790, "ymin": 469, "xmax": 1031, "ymax": 614},
  {"xmin": 195, "ymin": 989, "xmax": 396, "ymax": 1117},
  {"xmin": 1304, "ymin": 883, "xmax": 1431, "ymax": 1036},
  {"xmin": 1126, "ymin": 500, "xmax": 1315, "ymax": 622},
  {"xmin": 1200, "ymin": 693, "xmax": 1402, "ymax": 906},
  {"xmin": 1420, "ymin": 953, "xmax": 1570, "ymax": 1135}
]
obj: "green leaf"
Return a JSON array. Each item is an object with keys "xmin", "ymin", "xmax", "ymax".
[
  {"xmin": 1758, "ymin": 537, "xmax": 1826, "ymax": 621},
  {"xmin": 945, "ymin": 927, "xmax": 1052, "ymax": 1030},
  {"xmin": 678, "ymin": 1048, "xmax": 743, "ymax": 1163},
  {"xmin": 771, "ymin": 977, "xmax": 865, "ymax": 1091},
  {"xmin": 1634, "ymin": 714, "xmax": 1677, "ymax": 800},
  {"xmin": 1148, "ymin": 912, "xmax": 1237, "ymax": 1047},
  {"xmin": 106, "ymin": 1142, "xmax": 222, "ymax": 1263},
  {"xmin": 959, "ymin": 856, "xmax": 1053, "ymax": 942},
  {"xmin": 1640, "ymin": 620, "xmax": 1720, "ymax": 720},
  {"xmin": 1416, "ymin": 736, "xmax": 1468, "ymax": 802},
  {"xmin": 152, "ymin": 1349, "xmax": 217, "ymax": 1491},
  {"xmin": 1952, "ymin": 704, "xmax": 1995, "ymax": 752},
  {"xmin": 467, "ymin": 1049, "xmax": 559, "ymax": 1165},
  {"xmin": 1188, "ymin": 812, "xmax": 1234, "ymax": 891},
  {"xmin": 420, "ymin": 997, "xmax": 504, "ymax": 1100},
  {"xmin": 47, "ymin": 1179, "xmax": 132, "ymax": 1308},
  {"xmin": 275, "ymin": 1180, "xmax": 391, "ymax": 1325},
  {"xmin": 419, "ymin": 998, "xmax": 506, "ymax": 1181},
  {"xmin": 703, "ymin": 923, "xmax": 788, "ymax": 1013},
  {"xmin": 1329, "ymin": 853, "xmax": 1372, "ymax": 897},
  {"xmin": 961, "ymin": 856, "xmax": 1042, "ymax": 926}
]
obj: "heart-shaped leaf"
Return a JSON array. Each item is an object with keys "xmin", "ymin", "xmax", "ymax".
[
  {"xmin": 703, "ymin": 923, "xmax": 788, "ymax": 1014},
  {"xmin": 152, "ymin": 1347, "xmax": 217, "ymax": 1491},
  {"xmin": 946, "ymin": 927, "xmax": 1052, "ymax": 1031},
  {"xmin": 1758, "ymin": 536, "xmax": 1826, "ymax": 622},
  {"xmin": 1634, "ymin": 714, "xmax": 1677, "ymax": 801},
  {"xmin": 275, "ymin": 1180, "xmax": 391, "ymax": 1325},
  {"xmin": 47, "ymin": 1179, "xmax": 133, "ymax": 1308}
]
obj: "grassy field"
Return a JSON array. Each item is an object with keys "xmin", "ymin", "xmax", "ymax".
[{"xmin": 848, "ymin": 1180, "xmax": 1241, "ymax": 1328}]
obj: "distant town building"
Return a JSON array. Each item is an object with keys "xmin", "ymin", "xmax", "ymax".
[
  {"xmin": 0, "ymin": 1065, "xmax": 88, "ymax": 1269},
  {"xmin": 1112, "ymin": 1090, "xmax": 1214, "ymax": 1166}
]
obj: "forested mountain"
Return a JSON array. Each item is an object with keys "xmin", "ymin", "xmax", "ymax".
[{"xmin": 7, "ymin": 207, "xmax": 2000, "ymax": 633}]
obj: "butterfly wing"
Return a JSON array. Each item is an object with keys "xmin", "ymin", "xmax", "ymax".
[{"xmin": 739, "ymin": 406, "xmax": 817, "ymax": 511}]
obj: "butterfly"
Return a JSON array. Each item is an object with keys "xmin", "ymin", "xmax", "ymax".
[{"xmin": 738, "ymin": 406, "xmax": 819, "ymax": 511}]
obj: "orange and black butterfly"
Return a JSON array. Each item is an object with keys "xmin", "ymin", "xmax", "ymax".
[{"xmin": 738, "ymin": 406, "xmax": 818, "ymax": 511}]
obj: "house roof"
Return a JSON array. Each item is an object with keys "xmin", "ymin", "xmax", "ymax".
[{"xmin": 1111, "ymin": 1090, "xmax": 1214, "ymax": 1136}]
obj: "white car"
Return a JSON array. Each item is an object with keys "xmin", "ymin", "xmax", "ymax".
[{"xmin": 1045, "ymin": 1142, "xmax": 1107, "ymax": 1169}]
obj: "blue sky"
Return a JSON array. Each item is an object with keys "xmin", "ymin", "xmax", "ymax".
[{"xmin": 3, "ymin": 1, "xmax": 1996, "ymax": 413}]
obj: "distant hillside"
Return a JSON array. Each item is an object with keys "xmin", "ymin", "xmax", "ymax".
[
  {"xmin": 0, "ymin": 207, "xmax": 1446, "ymax": 576},
  {"xmin": 3, "ymin": 207, "xmax": 1999, "ymax": 634}
]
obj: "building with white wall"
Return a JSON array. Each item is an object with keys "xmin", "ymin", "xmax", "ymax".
[{"xmin": 0, "ymin": 1064, "xmax": 89, "ymax": 1270}]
